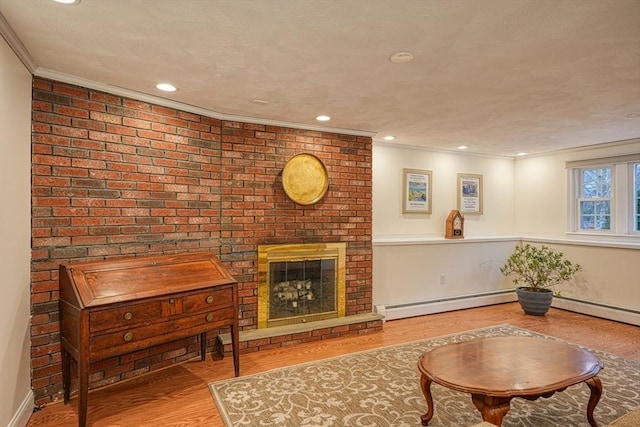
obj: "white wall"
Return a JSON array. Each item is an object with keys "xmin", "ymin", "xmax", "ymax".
[
  {"xmin": 535, "ymin": 241, "xmax": 640, "ymax": 316},
  {"xmin": 373, "ymin": 143, "xmax": 519, "ymax": 319},
  {"xmin": 373, "ymin": 238, "xmax": 519, "ymax": 320},
  {"xmin": 514, "ymin": 139, "xmax": 640, "ymax": 237},
  {"xmin": 0, "ymin": 36, "xmax": 33, "ymax": 427},
  {"xmin": 372, "ymin": 141, "xmax": 639, "ymax": 325},
  {"xmin": 373, "ymin": 143, "xmax": 516, "ymax": 237},
  {"xmin": 515, "ymin": 140, "xmax": 640, "ymax": 321}
]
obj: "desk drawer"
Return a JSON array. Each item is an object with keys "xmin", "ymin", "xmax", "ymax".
[
  {"xmin": 183, "ymin": 286, "xmax": 232, "ymax": 312},
  {"xmin": 89, "ymin": 287, "xmax": 231, "ymax": 333},
  {"xmin": 89, "ymin": 298, "xmax": 172, "ymax": 332},
  {"xmin": 89, "ymin": 306, "xmax": 234, "ymax": 359}
]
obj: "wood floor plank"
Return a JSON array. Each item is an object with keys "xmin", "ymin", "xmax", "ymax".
[{"xmin": 26, "ymin": 303, "xmax": 640, "ymax": 427}]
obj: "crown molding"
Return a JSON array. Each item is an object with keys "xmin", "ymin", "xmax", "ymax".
[
  {"xmin": 34, "ymin": 68, "xmax": 376, "ymax": 138},
  {"xmin": 0, "ymin": 11, "xmax": 37, "ymax": 72},
  {"xmin": 373, "ymin": 140, "xmax": 514, "ymax": 160}
]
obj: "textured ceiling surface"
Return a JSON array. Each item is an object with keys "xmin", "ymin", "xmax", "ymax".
[{"xmin": 1, "ymin": 0, "xmax": 639, "ymax": 156}]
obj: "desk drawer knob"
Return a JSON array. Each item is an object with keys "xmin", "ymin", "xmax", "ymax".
[
  {"xmin": 205, "ymin": 313, "xmax": 214, "ymax": 322},
  {"xmin": 206, "ymin": 295, "xmax": 214, "ymax": 304},
  {"xmin": 123, "ymin": 312, "xmax": 133, "ymax": 321},
  {"xmin": 169, "ymin": 298, "xmax": 176, "ymax": 304},
  {"xmin": 123, "ymin": 332, "xmax": 134, "ymax": 342}
]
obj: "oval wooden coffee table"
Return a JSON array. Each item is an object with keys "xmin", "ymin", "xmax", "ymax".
[{"xmin": 417, "ymin": 336, "xmax": 603, "ymax": 426}]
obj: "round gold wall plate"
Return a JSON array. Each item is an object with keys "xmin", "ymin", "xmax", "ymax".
[{"xmin": 282, "ymin": 153, "xmax": 329, "ymax": 205}]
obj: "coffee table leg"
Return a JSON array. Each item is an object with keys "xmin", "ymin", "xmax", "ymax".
[
  {"xmin": 419, "ymin": 373, "xmax": 435, "ymax": 426},
  {"xmin": 472, "ymin": 394, "xmax": 511, "ymax": 426},
  {"xmin": 585, "ymin": 376, "xmax": 602, "ymax": 427}
]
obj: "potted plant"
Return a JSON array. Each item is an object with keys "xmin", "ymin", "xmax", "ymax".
[{"xmin": 500, "ymin": 243, "xmax": 582, "ymax": 316}]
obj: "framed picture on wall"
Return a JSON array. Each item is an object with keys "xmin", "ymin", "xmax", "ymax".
[
  {"xmin": 457, "ymin": 173, "xmax": 483, "ymax": 214},
  {"xmin": 402, "ymin": 168, "xmax": 432, "ymax": 214}
]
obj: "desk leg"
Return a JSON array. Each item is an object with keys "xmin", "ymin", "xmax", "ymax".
[
  {"xmin": 419, "ymin": 374, "xmax": 434, "ymax": 426},
  {"xmin": 200, "ymin": 332, "xmax": 207, "ymax": 361},
  {"xmin": 231, "ymin": 323, "xmax": 239, "ymax": 377},
  {"xmin": 472, "ymin": 394, "xmax": 511, "ymax": 427},
  {"xmin": 78, "ymin": 357, "xmax": 89, "ymax": 427},
  {"xmin": 61, "ymin": 347, "xmax": 71, "ymax": 404},
  {"xmin": 585, "ymin": 376, "xmax": 603, "ymax": 427}
]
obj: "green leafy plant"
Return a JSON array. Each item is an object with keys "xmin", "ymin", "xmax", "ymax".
[{"xmin": 500, "ymin": 244, "xmax": 582, "ymax": 292}]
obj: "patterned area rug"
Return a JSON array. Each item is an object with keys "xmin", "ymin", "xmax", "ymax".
[{"xmin": 209, "ymin": 324, "xmax": 640, "ymax": 426}]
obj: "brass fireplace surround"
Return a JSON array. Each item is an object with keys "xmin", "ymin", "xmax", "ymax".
[{"xmin": 257, "ymin": 243, "xmax": 346, "ymax": 328}]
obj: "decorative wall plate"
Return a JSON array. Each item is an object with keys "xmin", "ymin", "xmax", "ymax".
[{"xmin": 282, "ymin": 153, "xmax": 329, "ymax": 205}]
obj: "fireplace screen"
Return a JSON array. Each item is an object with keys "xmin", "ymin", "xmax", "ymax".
[
  {"xmin": 270, "ymin": 259, "xmax": 335, "ymax": 320},
  {"xmin": 258, "ymin": 243, "xmax": 346, "ymax": 328}
]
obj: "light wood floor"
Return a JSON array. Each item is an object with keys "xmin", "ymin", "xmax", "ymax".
[{"xmin": 27, "ymin": 303, "xmax": 640, "ymax": 427}]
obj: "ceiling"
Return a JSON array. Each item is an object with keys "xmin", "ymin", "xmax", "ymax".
[{"xmin": 1, "ymin": 0, "xmax": 639, "ymax": 157}]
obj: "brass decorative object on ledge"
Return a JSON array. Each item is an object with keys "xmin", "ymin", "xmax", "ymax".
[{"xmin": 282, "ymin": 153, "xmax": 329, "ymax": 205}]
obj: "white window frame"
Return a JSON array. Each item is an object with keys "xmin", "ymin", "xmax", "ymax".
[
  {"xmin": 577, "ymin": 165, "xmax": 614, "ymax": 232},
  {"xmin": 567, "ymin": 154, "xmax": 640, "ymax": 238},
  {"xmin": 631, "ymin": 162, "xmax": 640, "ymax": 233}
]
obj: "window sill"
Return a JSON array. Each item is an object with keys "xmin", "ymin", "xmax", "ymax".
[
  {"xmin": 372, "ymin": 234, "xmax": 640, "ymax": 249},
  {"xmin": 530, "ymin": 233, "xmax": 640, "ymax": 249}
]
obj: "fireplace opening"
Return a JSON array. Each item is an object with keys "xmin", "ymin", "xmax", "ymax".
[{"xmin": 258, "ymin": 243, "xmax": 346, "ymax": 328}]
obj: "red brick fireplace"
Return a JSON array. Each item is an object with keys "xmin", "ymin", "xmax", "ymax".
[{"xmin": 30, "ymin": 78, "xmax": 378, "ymax": 406}]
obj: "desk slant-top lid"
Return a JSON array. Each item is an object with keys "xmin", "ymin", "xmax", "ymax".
[{"xmin": 59, "ymin": 252, "xmax": 236, "ymax": 308}]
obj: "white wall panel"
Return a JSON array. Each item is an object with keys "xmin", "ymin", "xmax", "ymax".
[
  {"xmin": 0, "ymin": 36, "xmax": 33, "ymax": 427},
  {"xmin": 373, "ymin": 143, "xmax": 516, "ymax": 238},
  {"xmin": 372, "ymin": 141, "xmax": 639, "ymax": 324},
  {"xmin": 373, "ymin": 239, "xmax": 518, "ymax": 308},
  {"xmin": 514, "ymin": 139, "xmax": 640, "ymax": 237}
]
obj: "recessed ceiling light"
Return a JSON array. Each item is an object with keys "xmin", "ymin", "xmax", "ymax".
[
  {"xmin": 156, "ymin": 83, "xmax": 176, "ymax": 92},
  {"xmin": 516, "ymin": 152, "xmax": 528, "ymax": 156},
  {"xmin": 389, "ymin": 52, "xmax": 414, "ymax": 64},
  {"xmin": 383, "ymin": 135, "xmax": 395, "ymax": 141},
  {"xmin": 315, "ymin": 115, "xmax": 331, "ymax": 122},
  {"xmin": 457, "ymin": 145, "xmax": 468, "ymax": 150},
  {"xmin": 53, "ymin": 0, "xmax": 80, "ymax": 4}
]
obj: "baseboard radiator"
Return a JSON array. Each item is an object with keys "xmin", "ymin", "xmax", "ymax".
[
  {"xmin": 552, "ymin": 297, "xmax": 640, "ymax": 326},
  {"xmin": 375, "ymin": 290, "xmax": 517, "ymax": 321},
  {"xmin": 374, "ymin": 291, "xmax": 640, "ymax": 326}
]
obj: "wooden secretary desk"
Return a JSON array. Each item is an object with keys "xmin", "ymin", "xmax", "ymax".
[{"xmin": 59, "ymin": 252, "xmax": 239, "ymax": 427}]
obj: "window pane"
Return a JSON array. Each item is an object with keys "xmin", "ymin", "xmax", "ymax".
[
  {"xmin": 595, "ymin": 201, "xmax": 610, "ymax": 214},
  {"xmin": 581, "ymin": 200, "xmax": 595, "ymax": 214},
  {"xmin": 579, "ymin": 200, "xmax": 610, "ymax": 230},
  {"xmin": 582, "ymin": 168, "xmax": 611, "ymax": 198},
  {"xmin": 580, "ymin": 215, "xmax": 594, "ymax": 229},
  {"xmin": 596, "ymin": 213, "xmax": 610, "ymax": 230},
  {"xmin": 580, "ymin": 201, "xmax": 595, "ymax": 229}
]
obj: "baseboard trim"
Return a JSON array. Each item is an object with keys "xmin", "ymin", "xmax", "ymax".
[
  {"xmin": 552, "ymin": 298, "xmax": 640, "ymax": 326},
  {"xmin": 375, "ymin": 291, "xmax": 639, "ymax": 326},
  {"xmin": 377, "ymin": 291, "xmax": 518, "ymax": 321},
  {"xmin": 8, "ymin": 389, "xmax": 33, "ymax": 427}
]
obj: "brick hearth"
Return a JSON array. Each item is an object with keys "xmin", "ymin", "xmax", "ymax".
[{"xmin": 219, "ymin": 313, "xmax": 384, "ymax": 354}]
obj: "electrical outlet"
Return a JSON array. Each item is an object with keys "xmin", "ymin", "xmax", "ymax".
[{"xmin": 440, "ymin": 274, "xmax": 446, "ymax": 285}]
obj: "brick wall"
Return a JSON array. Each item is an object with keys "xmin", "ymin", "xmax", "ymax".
[{"xmin": 30, "ymin": 78, "xmax": 373, "ymax": 405}]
